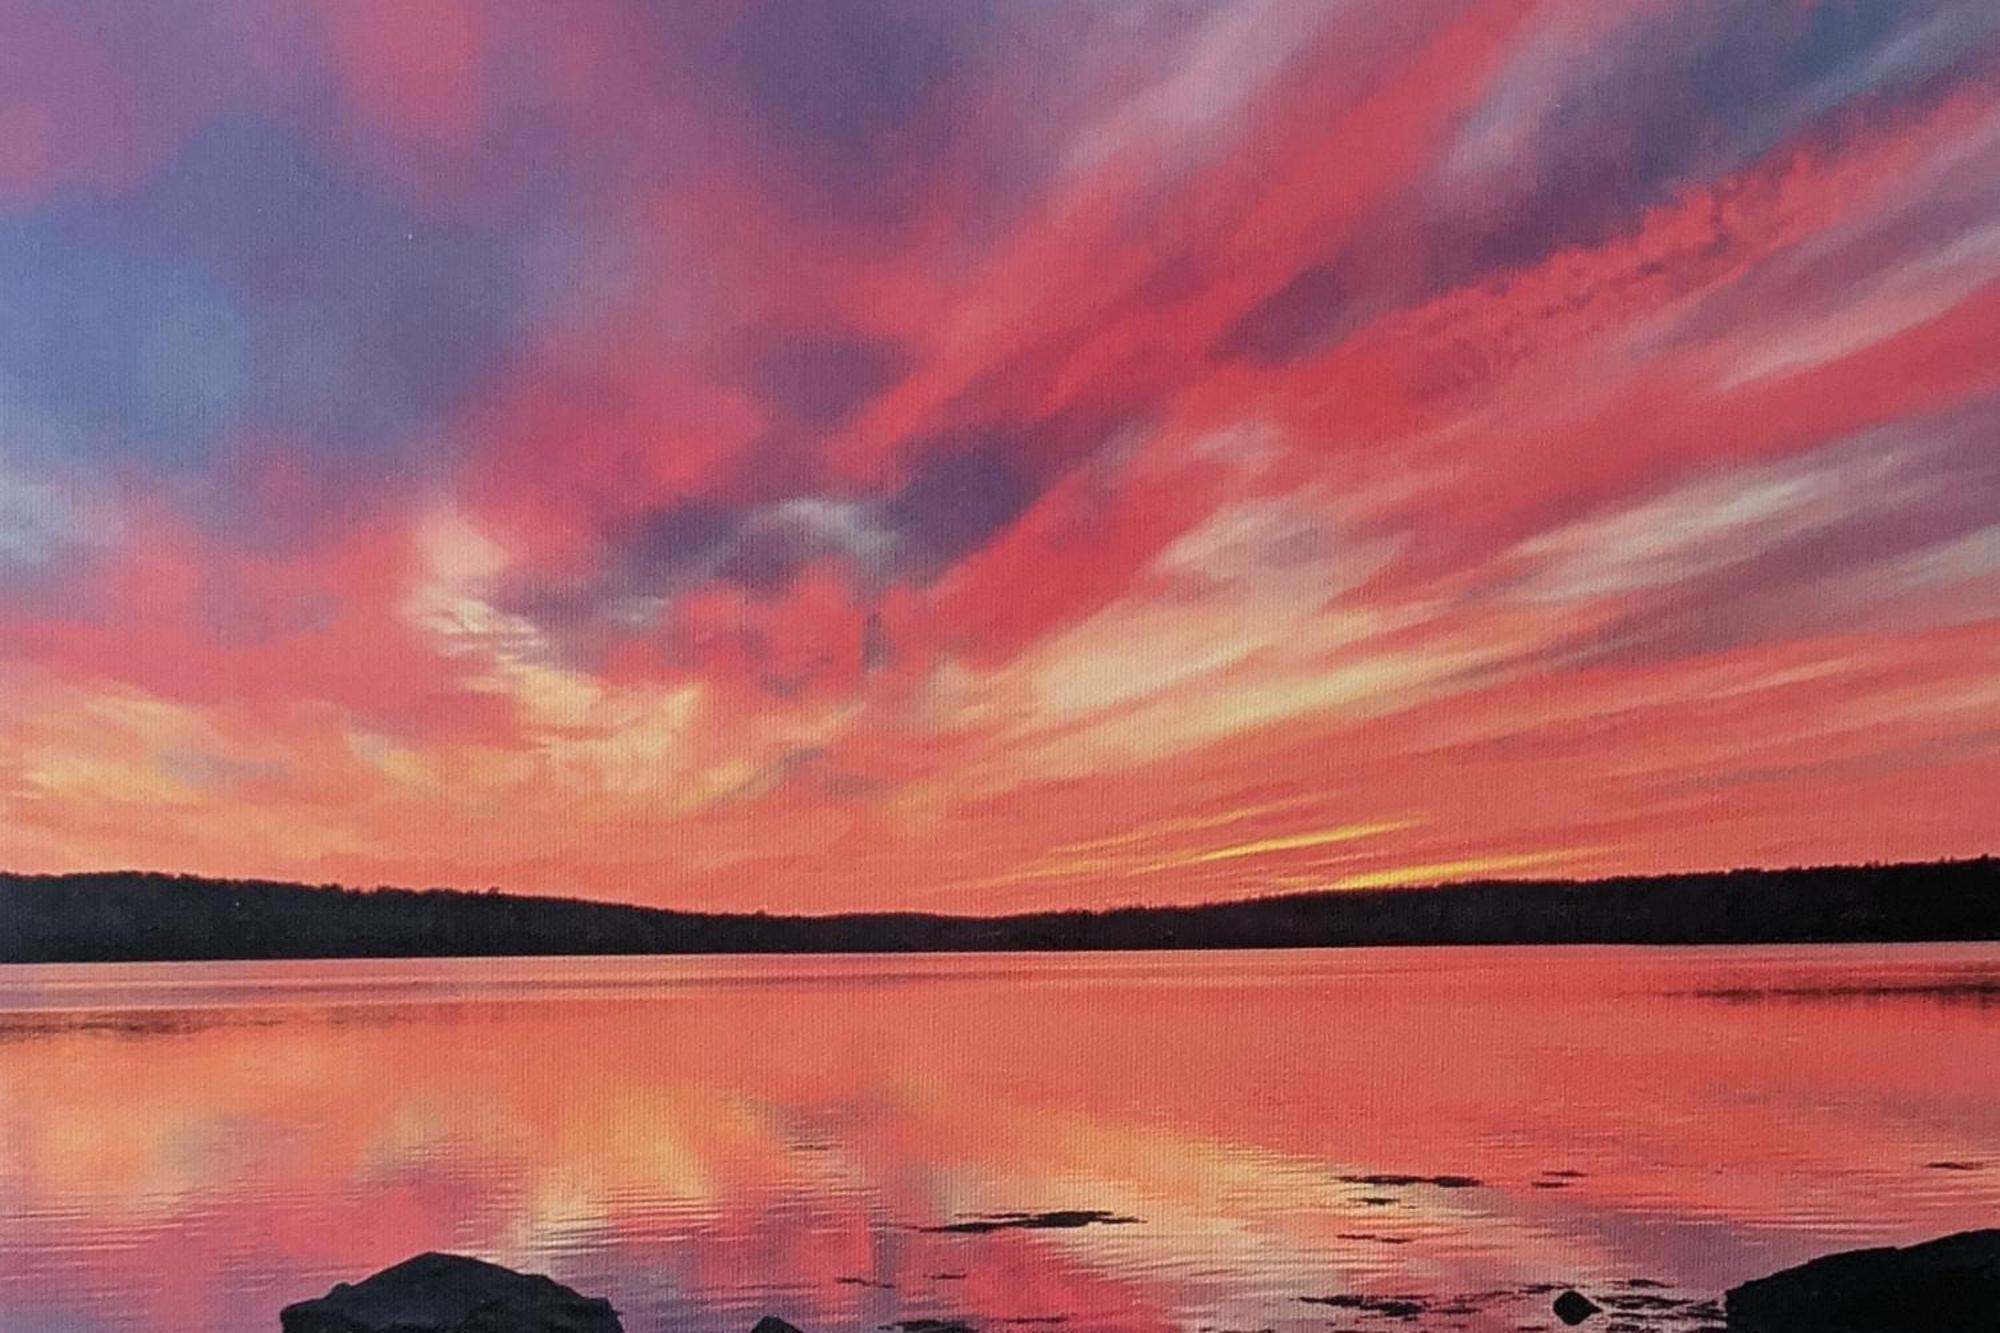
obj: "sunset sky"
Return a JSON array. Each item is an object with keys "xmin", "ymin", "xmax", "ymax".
[{"xmin": 1, "ymin": 0, "xmax": 1997, "ymax": 911}]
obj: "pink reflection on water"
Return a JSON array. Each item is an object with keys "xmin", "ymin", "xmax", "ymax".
[{"xmin": 0, "ymin": 947, "xmax": 1996, "ymax": 1331}]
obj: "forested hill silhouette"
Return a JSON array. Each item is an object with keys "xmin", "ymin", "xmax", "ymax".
[{"xmin": 2, "ymin": 858, "xmax": 1996, "ymax": 963}]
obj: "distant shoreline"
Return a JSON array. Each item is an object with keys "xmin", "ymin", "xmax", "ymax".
[{"xmin": 3, "ymin": 857, "xmax": 1996, "ymax": 964}]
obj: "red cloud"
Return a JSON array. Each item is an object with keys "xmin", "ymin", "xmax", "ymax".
[{"xmin": 3, "ymin": 0, "xmax": 1997, "ymax": 907}]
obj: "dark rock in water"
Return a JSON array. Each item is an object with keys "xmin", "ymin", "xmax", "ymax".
[
  {"xmin": 920, "ymin": 1209, "xmax": 1140, "ymax": 1234},
  {"xmin": 1299, "ymin": 1294, "xmax": 1426, "ymax": 1318},
  {"xmin": 751, "ymin": 1319, "xmax": 805, "ymax": 1333},
  {"xmin": 1338, "ymin": 1173, "xmax": 1483, "ymax": 1189},
  {"xmin": 279, "ymin": 1252, "xmax": 621, "ymax": 1332},
  {"xmin": 1553, "ymin": 1289, "xmax": 1601, "ymax": 1324},
  {"xmin": 1724, "ymin": 1230, "xmax": 2000, "ymax": 1332}
]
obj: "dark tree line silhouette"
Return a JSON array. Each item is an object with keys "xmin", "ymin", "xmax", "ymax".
[{"xmin": 2, "ymin": 858, "xmax": 1995, "ymax": 962}]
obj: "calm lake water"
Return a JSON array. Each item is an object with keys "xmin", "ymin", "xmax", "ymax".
[{"xmin": 1, "ymin": 946, "xmax": 1996, "ymax": 1332}]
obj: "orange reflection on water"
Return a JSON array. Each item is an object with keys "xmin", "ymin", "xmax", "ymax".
[{"xmin": 1, "ymin": 947, "xmax": 1997, "ymax": 1332}]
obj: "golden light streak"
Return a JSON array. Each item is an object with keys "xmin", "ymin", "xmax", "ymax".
[{"xmin": 1331, "ymin": 849, "xmax": 1599, "ymax": 891}]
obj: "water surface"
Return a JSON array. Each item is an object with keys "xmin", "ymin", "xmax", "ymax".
[{"xmin": 1, "ymin": 946, "xmax": 1996, "ymax": 1331}]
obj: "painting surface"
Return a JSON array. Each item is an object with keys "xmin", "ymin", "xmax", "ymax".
[{"xmin": 0, "ymin": 2, "xmax": 1996, "ymax": 1330}]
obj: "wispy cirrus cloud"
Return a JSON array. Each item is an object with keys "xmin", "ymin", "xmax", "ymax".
[{"xmin": 0, "ymin": 0, "xmax": 1994, "ymax": 908}]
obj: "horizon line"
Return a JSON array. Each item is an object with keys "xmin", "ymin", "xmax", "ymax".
[{"xmin": 8, "ymin": 853, "xmax": 1995, "ymax": 923}]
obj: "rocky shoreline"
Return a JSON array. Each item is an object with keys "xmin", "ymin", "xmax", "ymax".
[{"xmin": 279, "ymin": 1229, "xmax": 2000, "ymax": 1332}]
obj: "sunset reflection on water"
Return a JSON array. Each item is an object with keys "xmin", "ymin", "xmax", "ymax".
[{"xmin": 2, "ymin": 947, "xmax": 1996, "ymax": 1332}]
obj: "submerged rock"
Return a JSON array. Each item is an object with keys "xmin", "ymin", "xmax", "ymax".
[
  {"xmin": 1724, "ymin": 1229, "xmax": 2000, "ymax": 1332},
  {"xmin": 1552, "ymin": 1289, "xmax": 1601, "ymax": 1324},
  {"xmin": 1299, "ymin": 1293, "xmax": 1426, "ymax": 1318},
  {"xmin": 920, "ymin": 1209, "xmax": 1140, "ymax": 1234},
  {"xmin": 750, "ymin": 1319, "xmax": 805, "ymax": 1333},
  {"xmin": 279, "ymin": 1252, "xmax": 622, "ymax": 1332}
]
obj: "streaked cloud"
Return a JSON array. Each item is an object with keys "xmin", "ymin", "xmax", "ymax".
[
  {"xmin": 1333, "ymin": 851, "xmax": 1600, "ymax": 892},
  {"xmin": 0, "ymin": 0, "xmax": 1994, "ymax": 909}
]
